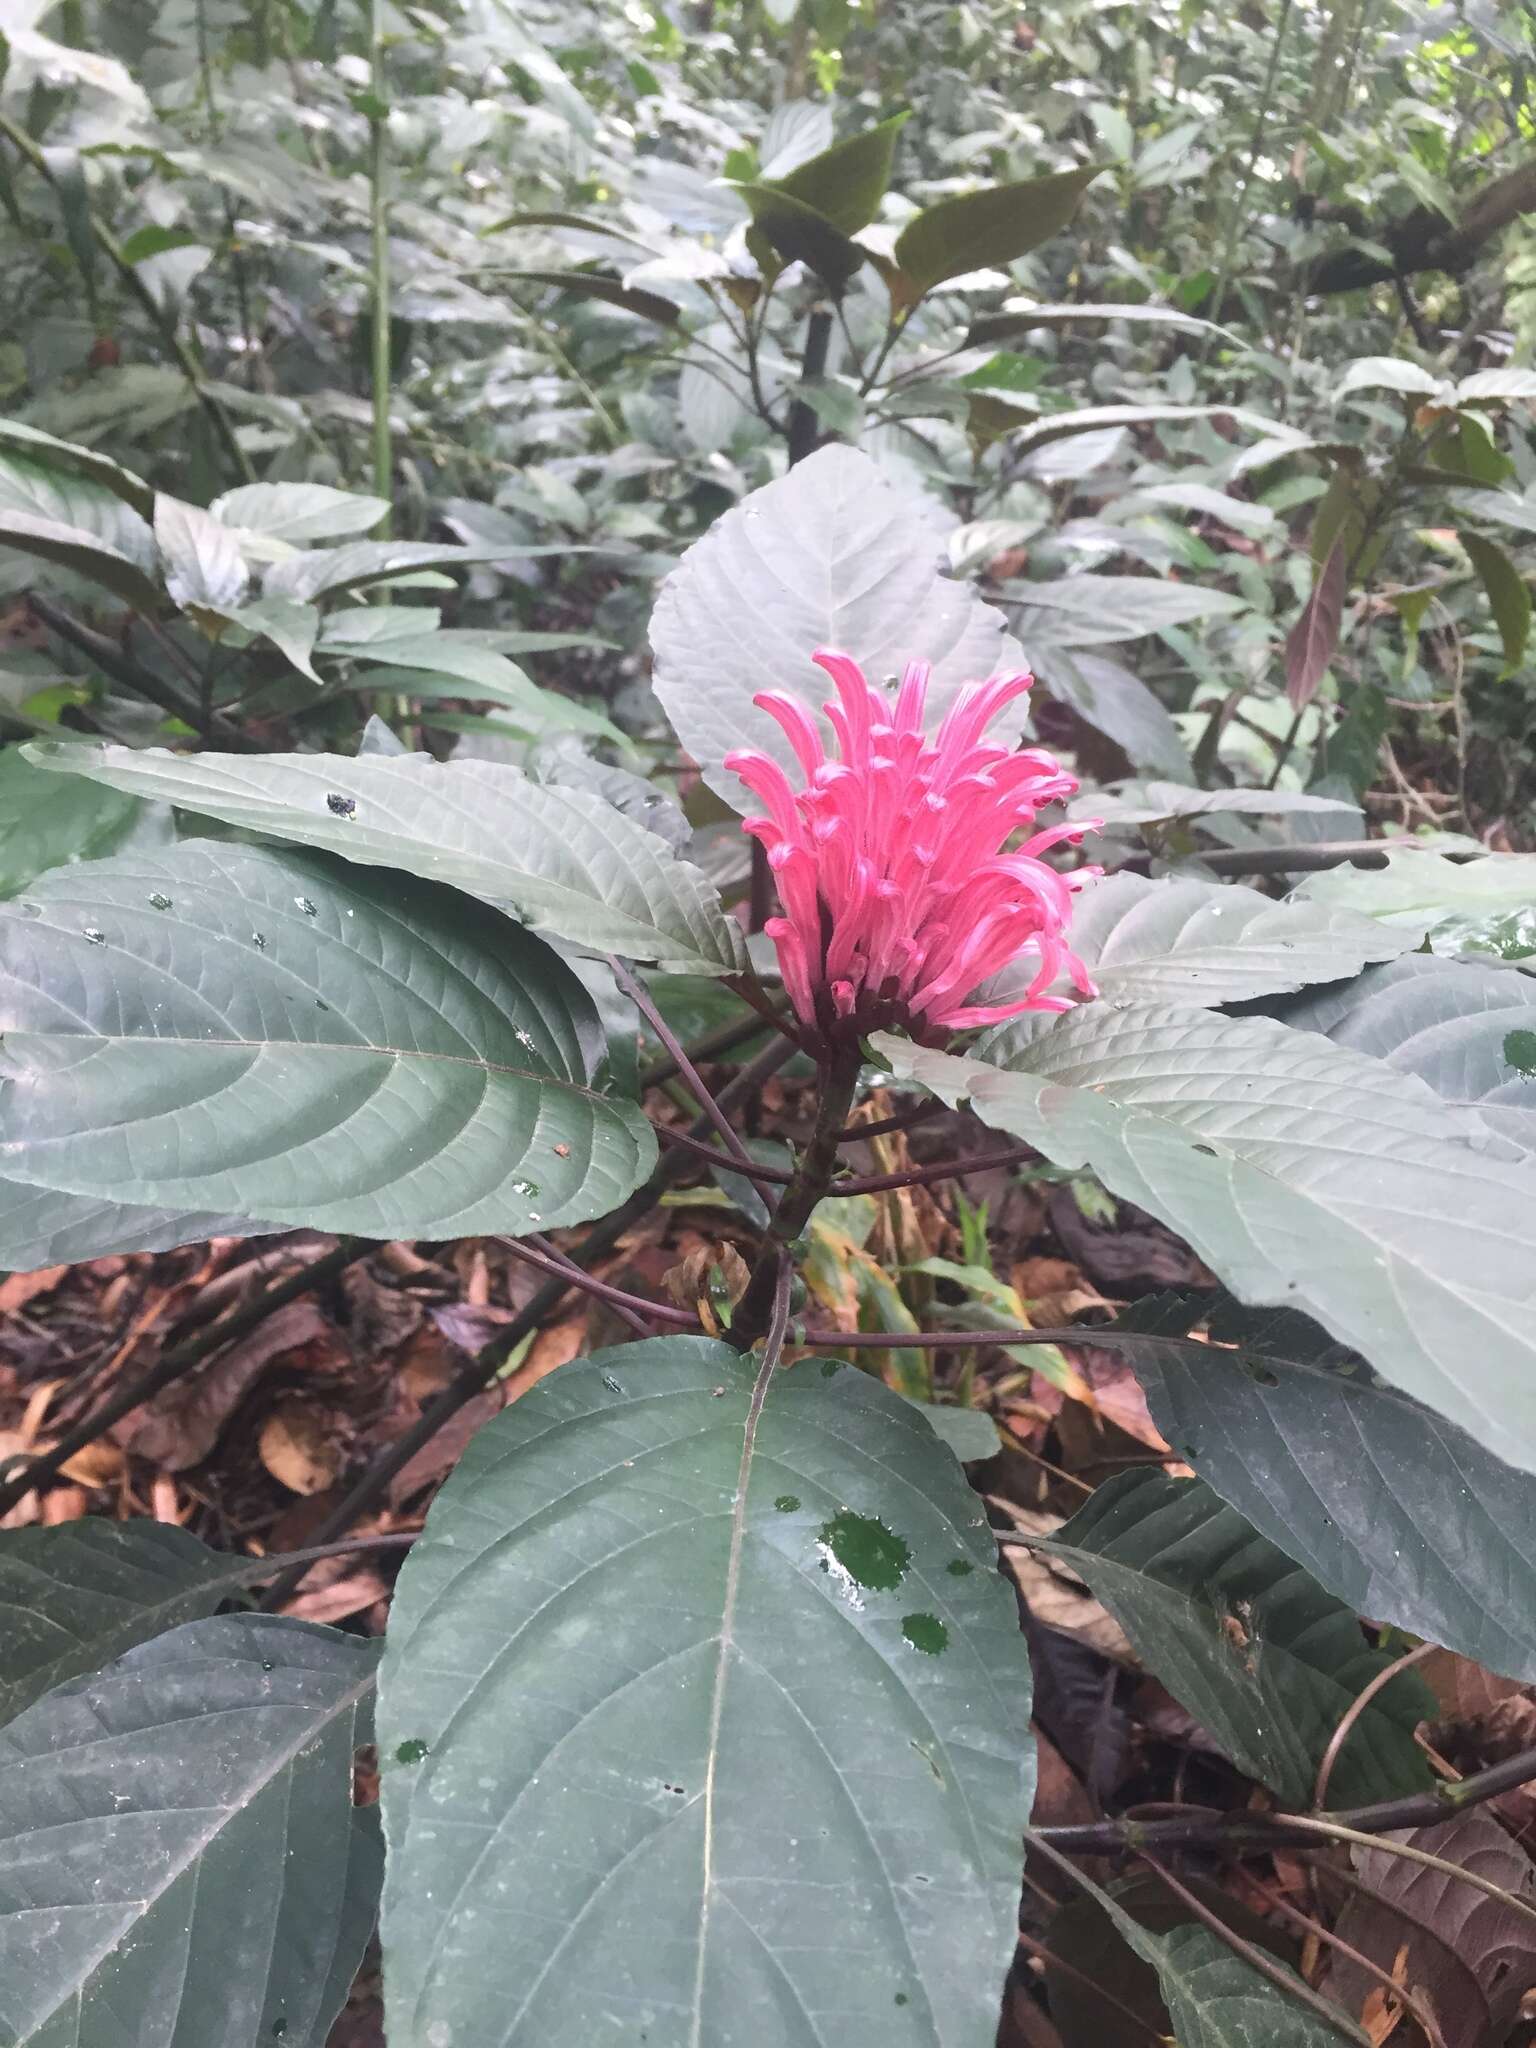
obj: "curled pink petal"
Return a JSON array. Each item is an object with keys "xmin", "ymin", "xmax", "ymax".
[{"xmin": 729, "ymin": 653, "xmax": 1096, "ymax": 1047}]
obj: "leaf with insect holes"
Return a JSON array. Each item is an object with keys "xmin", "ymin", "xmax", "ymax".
[
  {"xmin": 0, "ymin": 840, "xmax": 654, "ymax": 1264},
  {"xmin": 379, "ymin": 1336, "xmax": 1032, "ymax": 2048}
]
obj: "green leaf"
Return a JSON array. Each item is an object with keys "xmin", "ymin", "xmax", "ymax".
[
  {"xmin": 0, "ymin": 452, "xmax": 155, "ymax": 569},
  {"xmin": 1004, "ymin": 872, "xmax": 1412, "ymax": 1008},
  {"xmin": 0, "ymin": 421, "xmax": 153, "ymax": 518},
  {"xmin": 154, "ymin": 494, "xmax": 250, "ymax": 613},
  {"xmin": 1129, "ymin": 1295, "xmax": 1536, "ymax": 1685},
  {"xmin": 0, "ymin": 510, "xmax": 162, "ymax": 609},
  {"xmin": 480, "ymin": 210, "xmax": 651, "ymax": 246},
  {"xmin": 0, "ymin": 1614, "xmax": 380, "ymax": 2048},
  {"xmin": 210, "ymin": 481, "xmax": 391, "ymax": 544},
  {"xmin": 221, "ymin": 594, "xmax": 323, "ymax": 683},
  {"xmin": 650, "ymin": 443, "xmax": 1023, "ymax": 810},
  {"xmin": 0, "ymin": 742, "xmax": 141, "ymax": 897},
  {"xmin": 1461, "ymin": 529, "xmax": 1531, "ymax": 675},
  {"xmin": 0, "ymin": 1521, "xmax": 244, "ymax": 1728},
  {"xmin": 1453, "ymin": 368, "xmax": 1536, "ymax": 404},
  {"xmin": 1013, "ymin": 573, "xmax": 1248, "ymax": 643},
  {"xmin": 1006, "ymin": 400, "xmax": 1297, "ymax": 460},
  {"xmin": 1072, "ymin": 780, "xmax": 1358, "ymax": 827},
  {"xmin": 737, "ymin": 182, "xmax": 867, "ymax": 289},
  {"xmin": 1335, "ymin": 356, "xmax": 1447, "ymax": 401},
  {"xmin": 894, "ymin": 165, "xmax": 1101, "ymax": 293},
  {"xmin": 0, "ymin": 840, "xmax": 655, "ymax": 1264},
  {"xmin": 873, "ymin": 1003, "xmax": 1536, "ymax": 1476},
  {"xmin": 490, "ymin": 267, "xmax": 682, "ymax": 325},
  {"xmin": 1296, "ymin": 847, "xmax": 1536, "ymax": 958},
  {"xmin": 117, "ymin": 224, "xmax": 203, "ymax": 266},
  {"xmin": 767, "ymin": 111, "xmax": 908, "ymax": 233},
  {"xmin": 27, "ymin": 743, "xmax": 744, "ymax": 976},
  {"xmin": 379, "ymin": 1336, "xmax": 1032, "ymax": 2048},
  {"xmin": 1049, "ymin": 1865, "xmax": 1367, "ymax": 2047},
  {"xmin": 1036, "ymin": 1471, "xmax": 1435, "ymax": 1806},
  {"xmin": 967, "ymin": 300, "xmax": 1235, "ymax": 346},
  {"xmin": 263, "ymin": 538, "xmax": 568, "ymax": 604},
  {"xmin": 1037, "ymin": 651, "xmax": 1194, "ymax": 779},
  {"xmin": 1277, "ymin": 953, "xmax": 1536, "ymax": 1157}
]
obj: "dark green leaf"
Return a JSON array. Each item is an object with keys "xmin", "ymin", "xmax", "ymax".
[
  {"xmin": 767, "ymin": 111, "xmax": 908, "ymax": 234},
  {"xmin": 264, "ymin": 537, "xmax": 570, "ymax": 604},
  {"xmin": 27, "ymin": 742, "xmax": 744, "ymax": 975},
  {"xmin": 894, "ymin": 165, "xmax": 1102, "ymax": 293},
  {"xmin": 875, "ymin": 1004, "xmax": 1536, "ymax": 1476},
  {"xmin": 0, "ymin": 1614, "xmax": 380, "ymax": 2048},
  {"xmin": 0, "ymin": 452, "xmax": 155, "ymax": 568},
  {"xmin": 0, "ymin": 840, "xmax": 655, "ymax": 1263},
  {"xmin": 0, "ymin": 510, "xmax": 162, "ymax": 609},
  {"xmin": 379, "ymin": 1336, "xmax": 1032, "ymax": 2048},
  {"xmin": 0, "ymin": 742, "xmax": 141, "ymax": 897},
  {"xmin": 491, "ymin": 267, "xmax": 681, "ymax": 325},
  {"xmin": 1036, "ymin": 1471, "xmax": 1435, "ymax": 1806},
  {"xmin": 1461, "ymin": 529, "xmax": 1531, "ymax": 676},
  {"xmin": 0, "ymin": 1521, "xmax": 243, "ymax": 1727},
  {"xmin": 737, "ymin": 182, "xmax": 867, "ymax": 289},
  {"xmin": 117, "ymin": 224, "xmax": 203, "ymax": 266},
  {"xmin": 1130, "ymin": 1295, "xmax": 1536, "ymax": 1685}
]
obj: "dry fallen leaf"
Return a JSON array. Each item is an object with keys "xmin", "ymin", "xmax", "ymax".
[
  {"xmin": 122, "ymin": 1297, "xmax": 334, "ymax": 1470},
  {"xmin": 0, "ymin": 1265, "xmax": 68, "ymax": 1314},
  {"xmin": 992, "ymin": 1501, "xmax": 1136, "ymax": 1662},
  {"xmin": 259, "ymin": 1400, "xmax": 342, "ymax": 1496}
]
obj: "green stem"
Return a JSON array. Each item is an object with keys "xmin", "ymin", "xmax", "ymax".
[
  {"xmin": 1201, "ymin": 0, "xmax": 1295, "ymax": 355},
  {"xmin": 367, "ymin": 0, "xmax": 392, "ymax": 530}
]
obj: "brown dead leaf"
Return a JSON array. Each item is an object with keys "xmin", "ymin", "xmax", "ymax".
[
  {"xmin": 388, "ymin": 1388, "xmax": 506, "ymax": 1507},
  {"xmin": 259, "ymin": 1400, "xmax": 342, "ymax": 1495},
  {"xmin": 281, "ymin": 1569, "xmax": 388, "ymax": 1627},
  {"xmin": 121, "ymin": 1297, "xmax": 334, "ymax": 1470},
  {"xmin": 343, "ymin": 1263, "xmax": 424, "ymax": 1357},
  {"xmin": 0, "ymin": 1265, "xmax": 68, "ymax": 1314},
  {"xmin": 1031, "ymin": 1349, "xmax": 1172, "ymax": 1453},
  {"xmin": 428, "ymin": 1300, "xmax": 516, "ymax": 1357},
  {"xmin": 40, "ymin": 1485, "xmax": 91, "ymax": 1526},
  {"xmin": 993, "ymin": 1501, "xmax": 1136, "ymax": 1662},
  {"xmin": 1325, "ymin": 1810, "xmax": 1536, "ymax": 2048},
  {"xmin": 58, "ymin": 1438, "xmax": 125, "ymax": 1489},
  {"xmin": 514, "ymin": 1318, "xmax": 588, "ymax": 1386}
]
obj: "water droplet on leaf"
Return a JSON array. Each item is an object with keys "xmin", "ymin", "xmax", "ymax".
[
  {"xmin": 395, "ymin": 1738, "xmax": 430, "ymax": 1765},
  {"xmin": 148, "ymin": 892, "xmax": 171, "ymax": 911},
  {"xmin": 601, "ymin": 1374, "xmax": 624, "ymax": 1395},
  {"xmin": 251, "ymin": 932, "xmax": 267, "ymax": 951},
  {"xmin": 326, "ymin": 792, "xmax": 357, "ymax": 818},
  {"xmin": 946, "ymin": 1558, "xmax": 974, "ymax": 1577},
  {"xmin": 294, "ymin": 896, "xmax": 318, "ymax": 917},
  {"xmin": 82, "ymin": 927, "xmax": 106, "ymax": 945},
  {"xmin": 774, "ymin": 1494, "xmax": 800, "ymax": 1513},
  {"xmin": 901, "ymin": 1613, "xmax": 948, "ymax": 1655},
  {"xmin": 818, "ymin": 1508, "xmax": 911, "ymax": 1591}
]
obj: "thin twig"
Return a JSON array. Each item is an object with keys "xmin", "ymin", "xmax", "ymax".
[
  {"xmin": 837, "ymin": 1143, "xmax": 1039, "ymax": 1196},
  {"xmin": 838, "ymin": 1102, "xmax": 945, "ymax": 1143},
  {"xmin": 0, "ymin": 1240, "xmax": 366, "ymax": 1515},
  {"xmin": 495, "ymin": 1235, "xmax": 700, "ymax": 1330},
  {"xmin": 1132, "ymin": 1850, "xmax": 1368, "ymax": 2045},
  {"xmin": 1245, "ymin": 1868, "xmax": 1449, "ymax": 2048},
  {"xmin": 638, "ymin": 1008, "xmax": 775, "ymax": 1093},
  {"xmin": 1031, "ymin": 1741, "xmax": 1536, "ymax": 1855},
  {"xmin": 1013, "ymin": 1928, "xmax": 1167, "ymax": 2043},
  {"xmin": 1313, "ymin": 1641, "xmax": 1440, "ymax": 1811},
  {"xmin": 610, "ymin": 956, "xmax": 756, "ymax": 1169},
  {"xmin": 655, "ymin": 1123, "xmax": 792, "ymax": 1182}
]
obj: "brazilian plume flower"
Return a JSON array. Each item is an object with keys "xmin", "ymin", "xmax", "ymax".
[{"xmin": 725, "ymin": 650, "xmax": 1098, "ymax": 1047}]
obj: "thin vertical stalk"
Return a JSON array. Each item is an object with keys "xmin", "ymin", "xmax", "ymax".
[
  {"xmin": 367, "ymin": 0, "xmax": 392, "ymax": 533},
  {"xmin": 1201, "ymin": 0, "xmax": 1295, "ymax": 355}
]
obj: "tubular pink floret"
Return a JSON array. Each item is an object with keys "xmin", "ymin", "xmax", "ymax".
[{"xmin": 730, "ymin": 650, "xmax": 1096, "ymax": 1046}]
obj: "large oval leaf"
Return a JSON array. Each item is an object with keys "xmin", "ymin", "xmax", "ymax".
[
  {"xmin": 0, "ymin": 743, "xmax": 142, "ymax": 899},
  {"xmin": 26, "ymin": 742, "xmax": 743, "ymax": 975},
  {"xmin": 986, "ymin": 872, "xmax": 1412, "ymax": 1008},
  {"xmin": 0, "ymin": 1613, "xmax": 379, "ymax": 2048},
  {"xmin": 650, "ymin": 444, "xmax": 1026, "ymax": 809},
  {"xmin": 1036, "ymin": 1471, "xmax": 1434, "ymax": 1808},
  {"xmin": 0, "ymin": 840, "xmax": 654, "ymax": 1264},
  {"xmin": 378, "ymin": 1336, "xmax": 1032, "ymax": 2048},
  {"xmin": 874, "ymin": 1005, "xmax": 1536, "ymax": 1475},
  {"xmin": 1126, "ymin": 1296, "xmax": 1536, "ymax": 1684},
  {"xmin": 0, "ymin": 1521, "xmax": 247, "ymax": 1728},
  {"xmin": 1276, "ymin": 953, "xmax": 1536, "ymax": 1156}
]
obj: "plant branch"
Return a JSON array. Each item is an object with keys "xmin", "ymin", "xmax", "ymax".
[
  {"xmin": 0, "ymin": 1239, "xmax": 367, "ymax": 1515},
  {"xmin": 1313, "ymin": 1640, "xmax": 1439, "ymax": 1810},
  {"xmin": 1029, "ymin": 1741, "xmax": 1536, "ymax": 1857},
  {"xmin": 610, "ymin": 956, "xmax": 756, "ymax": 1168},
  {"xmin": 29, "ymin": 595, "xmax": 256, "ymax": 749},
  {"xmin": 837, "ymin": 1143, "xmax": 1039, "ymax": 1196},
  {"xmin": 367, "ymin": 0, "xmax": 392, "ymax": 524},
  {"xmin": 495, "ymin": 1234, "xmax": 701, "ymax": 1330},
  {"xmin": 0, "ymin": 108, "xmax": 253, "ymax": 481}
]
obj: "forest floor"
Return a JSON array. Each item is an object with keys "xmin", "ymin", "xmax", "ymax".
[{"xmin": 4, "ymin": 1070, "xmax": 1533, "ymax": 2046}]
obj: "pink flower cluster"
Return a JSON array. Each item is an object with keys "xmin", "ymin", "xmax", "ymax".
[{"xmin": 726, "ymin": 649, "xmax": 1098, "ymax": 1046}]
